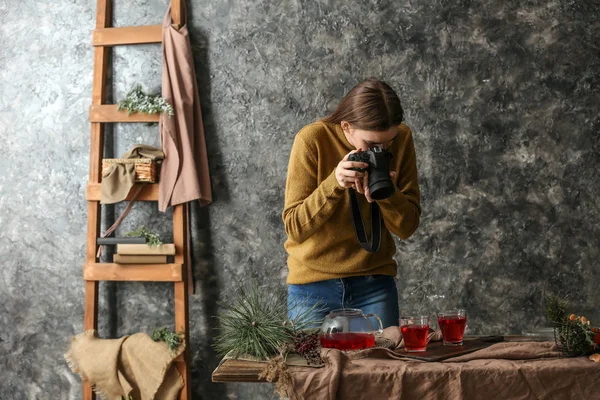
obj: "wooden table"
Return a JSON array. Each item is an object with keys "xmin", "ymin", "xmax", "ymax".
[
  {"xmin": 212, "ymin": 359, "xmax": 271, "ymax": 383},
  {"xmin": 211, "ymin": 335, "xmax": 544, "ymax": 383}
]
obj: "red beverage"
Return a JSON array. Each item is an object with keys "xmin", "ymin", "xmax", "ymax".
[
  {"xmin": 400, "ymin": 324, "xmax": 430, "ymax": 351},
  {"xmin": 438, "ymin": 315, "xmax": 467, "ymax": 345},
  {"xmin": 319, "ymin": 332, "xmax": 376, "ymax": 350}
]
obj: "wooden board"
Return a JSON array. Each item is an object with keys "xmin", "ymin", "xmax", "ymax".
[
  {"xmin": 89, "ymin": 104, "xmax": 160, "ymax": 123},
  {"xmin": 84, "ymin": 1, "xmax": 110, "ymax": 399},
  {"xmin": 93, "ymin": 25, "xmax": 162, "ymax": 46},
  {"xmin": 86, "ymin": 183, "xmax": 159, "ymax": 201},
  {"xmin": 173, "ymin": 204, "xmax": 191, "ymax": 399},
  {"xmin": 83, "ymin": 263, "xmax": 183, "ymax": 282},
  {"xmin": 398, "ymin": 336, "xmax": 505, "ymax": 362},
  {"xmin": 212, "ymin": 359, "xmax": 269, "ymax": 383}
]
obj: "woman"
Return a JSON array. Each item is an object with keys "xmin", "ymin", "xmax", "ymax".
[{"xmin": 283, "ymin": 77, "xmax": 422, "ymax": 328}]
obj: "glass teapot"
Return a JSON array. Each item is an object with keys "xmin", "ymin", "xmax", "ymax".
[{"xmin": 319, "ymin": 308, "xmax": 384, "ymax": 350}]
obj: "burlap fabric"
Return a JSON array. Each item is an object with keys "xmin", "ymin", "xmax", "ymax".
[
  {"xmin": 101, "ymin": 145, "xmax": 164, "ymax": 204},
  {"xmin": 65, "ymin": 330, "xmax": 184, "ymax": 400}
]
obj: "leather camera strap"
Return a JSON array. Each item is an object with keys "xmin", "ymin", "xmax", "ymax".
[{"xmin": 349, "ymin": 189, "xmax": 382, "ymax": 252}]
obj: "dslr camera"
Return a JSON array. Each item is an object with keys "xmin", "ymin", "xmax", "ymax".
[{"xmin": 348, "ymin": 146, "xmax": 394, "ymax": 200}]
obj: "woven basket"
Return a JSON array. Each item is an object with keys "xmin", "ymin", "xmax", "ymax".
[
  {"xmin": 552, "ymin": 322, "xmax": 590, "ymax": 357},
  {"xmin": 102, "ymin": 158, "xmax": 160, "ymax": 183}
]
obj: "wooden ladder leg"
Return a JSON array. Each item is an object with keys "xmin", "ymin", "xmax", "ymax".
[
  {"xmin": 84, "ymin": 203, "xmax": 101, "ymax": 400},
  {"xmin": 169, "ymin": 6, "xmax": 192, "ymax": 399},
  {"xmin": 83, "ymin": 282, "xmax": 98, "ymax": 400},
  {"xmin": 174, "ymin": 204, "xmax": 192, "ymax": 400},
  {"xmin": 84, "ymin": 1, "xmax": 111, "ymax": 399}
]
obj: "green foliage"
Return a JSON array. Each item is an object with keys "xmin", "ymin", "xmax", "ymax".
[
  {"xmin": 544, "ymin": 295, "xmax": 597, "ymax": 357},
  {"xmin": 544, "ymin": 295, "xmax": 568, "ymax": 324},
  {"xmin": 125, "ymin": 225, "xmax": 162, "ymax": 247},
  {"xmin": 213, "ymin": 283, "xmax": 325, "ymax": 360},
  {"xmin": 117, "ymin": 85, "xmax": 174, "ymax": 117},
  {"xmin": 151, "ymin": 327, "xmax": 183, "ymax": 351}
]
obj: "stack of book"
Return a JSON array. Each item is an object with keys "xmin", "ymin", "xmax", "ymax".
[{"xmin": 97, "ymin": 237, "xmax": 175, "ymax": 264}]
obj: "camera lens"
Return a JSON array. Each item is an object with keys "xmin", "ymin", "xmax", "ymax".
[
  {"xmin": 366, "ymin": 147, "xmax": 394, "ymax": 200},
  {"xmin": 369, "ymin": 179, "xmax": 395, "ymax": 200}
]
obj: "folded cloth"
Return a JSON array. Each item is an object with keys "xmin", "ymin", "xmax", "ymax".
[
  {"xmin": 286, "ymin": 329, "xmax": 600, "ymax": 400},
  {"xmin": 446, "ymin": 341, "xmax": 562, "ymax": 362},
  {"xmin": 65, "ymin": 330, "xmax": 184, "ymax": 400},
  {"xmin": 101, "ymin": 144, "xmax": 165, "ymax": 204}
]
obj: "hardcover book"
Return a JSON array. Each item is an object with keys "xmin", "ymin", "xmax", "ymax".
[{"xmin": 115, "ymin": 243, "xmax": 176, "ymax": 255}]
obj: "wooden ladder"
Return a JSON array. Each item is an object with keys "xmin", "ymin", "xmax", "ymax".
[{"xmin": 84, "ymin": 1, "xmax": 191, "ymax": 399}]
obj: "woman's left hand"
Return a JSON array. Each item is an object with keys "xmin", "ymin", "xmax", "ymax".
[{"xmin": 355, "ymin": 171, "xmax": 396, "ymax": 203}]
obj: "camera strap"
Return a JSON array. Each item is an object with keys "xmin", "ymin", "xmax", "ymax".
[{"xmin": 348, "ymin": 189, "xmax": 382, "ymax": 252}]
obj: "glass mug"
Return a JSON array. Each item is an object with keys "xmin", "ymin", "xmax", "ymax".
[
  {"xmin": 437, "ymin": 309, "xmax": 468, "ymax": 346},
  {"xmin": 320, "ymin": 308, "xmax": 384, "ymax": 351},
  {"xmin": 399, "ymin": 315, "xmax": 430, "ymax": 352}
]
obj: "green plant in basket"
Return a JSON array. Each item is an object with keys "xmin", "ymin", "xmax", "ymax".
[{"xmin": 544, "ymin": 295, "xmax": 600, "ymax": 357}]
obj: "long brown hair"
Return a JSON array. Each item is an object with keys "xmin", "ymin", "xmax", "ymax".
[{"xmin": 322, "ymin": 78, "xmax": 404, "ymax": 131}]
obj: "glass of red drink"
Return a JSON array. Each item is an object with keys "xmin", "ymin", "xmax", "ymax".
[
  {"xmin": 399, "ymin": 316, "xmax": 430, "ymax": 352},
  {"xmin": 437, "ymin": 309, "xmax": 467, "ymax": 346}
]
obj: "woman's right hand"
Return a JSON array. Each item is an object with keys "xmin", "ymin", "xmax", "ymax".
[{"xmin": 335, "ymin": 149, "xmax": 369, "ymax": 189}]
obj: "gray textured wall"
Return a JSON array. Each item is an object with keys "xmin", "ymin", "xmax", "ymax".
[{"xmin": 0, "ymin": 0, "xmax": 598, "ymax": 398}]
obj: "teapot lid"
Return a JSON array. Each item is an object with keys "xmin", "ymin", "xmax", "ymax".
[{"xmin": 327, "ymin": 308, "xmax": 363, "ymax": 317}]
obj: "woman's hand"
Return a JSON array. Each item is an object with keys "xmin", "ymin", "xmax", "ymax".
[
  {"xmin": 335, "ymin": 149, "xmax": 369, "ymax": 189},
  {"xmin": 355, "ymin": 171, "xmax": 397, "ymax": 203}
]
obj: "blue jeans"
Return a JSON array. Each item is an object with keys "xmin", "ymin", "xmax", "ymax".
[{"xmin": 288, "ymin": 275, "xmax": 399, "ymax": 329}]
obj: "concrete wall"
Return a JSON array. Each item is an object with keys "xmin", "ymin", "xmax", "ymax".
[{"xmin": 0, "ymin": 0, "xmax": 598, "ymax": 398}]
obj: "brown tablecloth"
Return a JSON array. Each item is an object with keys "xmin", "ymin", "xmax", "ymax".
[{"xmin": 287, "ymin": 328, "xmax": 600, "ymax": 400}]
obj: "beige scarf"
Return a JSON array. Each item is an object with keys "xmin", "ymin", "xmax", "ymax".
[{"xmin": 65, "ymin": 330, "xmax": 184, "ymax": 400}]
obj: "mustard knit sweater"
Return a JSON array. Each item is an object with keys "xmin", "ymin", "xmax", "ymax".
[{"xmin": 283, "ymin": 121, "xmax": 422, "ymax": 284}]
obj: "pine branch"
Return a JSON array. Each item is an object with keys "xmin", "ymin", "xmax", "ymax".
[
  {"xmin": 213, "ymin": 282, "xmax": 325, "ymax": 360},
  {"xmin": 544, "ymin": 295, "xmax": 568, "ymax": 324}
]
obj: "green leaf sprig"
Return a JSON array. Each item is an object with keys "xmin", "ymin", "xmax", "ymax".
[
  {"xmin": 125, "ymin": 226, "xmax": 162, "ymax": 247},
  {"xmin": 151, "ymin": 327, "xmax": 183, "ymax": 351},
  {"xmin": 118, "ymin": 84, "xmax": 174, "ymax": 117}
]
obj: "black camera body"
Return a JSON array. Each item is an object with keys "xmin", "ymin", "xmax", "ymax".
[{"xmin": 348, "ymin": 146, "xmax": 395, "ymax": 200}]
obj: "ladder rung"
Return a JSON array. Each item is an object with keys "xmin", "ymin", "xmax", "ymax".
[
  {"xmin": 90, "ymin": 104, "xmax": 160, "ymax": 123},
  {"xmin": 93, "ymin": 25, "xmax": 162, "ymax": 46},
  {"xmin": 84, "ymin": 263, "xmax": 183, "ymax": 281},
  {"xmin": 86, "ymin": 183, "xmax": 159, "ymax": 201}
]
